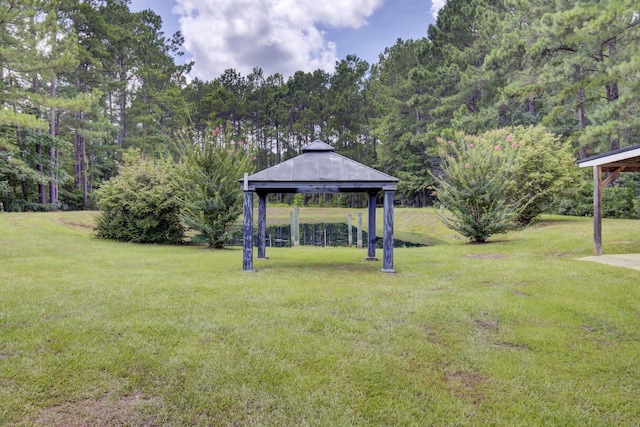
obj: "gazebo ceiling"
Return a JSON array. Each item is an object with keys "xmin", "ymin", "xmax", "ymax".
[
  {"xmin": 241, "ymin": 140, "xmax": 398, "ymax": 193},
  {"xmin": 577, "ymin": 144, "xmax": 640, "ymax": 172}
]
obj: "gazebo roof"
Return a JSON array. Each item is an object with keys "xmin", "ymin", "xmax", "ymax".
[
  {"xmin": 241, "ymin": 140, "xmax": 398, "ymax": 193},
  {"xmin": 577, "ymin": 144, "xmax": 640, "ymax": 172}
]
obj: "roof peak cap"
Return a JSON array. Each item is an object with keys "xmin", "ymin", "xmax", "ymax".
[{"xmin": 302, "ymin": 140, "xmax": 335, "ymax": 152}]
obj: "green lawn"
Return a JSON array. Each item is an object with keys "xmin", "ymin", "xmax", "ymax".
[{"xmin": 1, "ymin": 209, "xmax": 639, "ymax": 426}]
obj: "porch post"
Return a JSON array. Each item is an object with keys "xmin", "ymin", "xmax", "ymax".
[
  {"xmin": 258, "ymin": 192, "xmax": 267, "ymax": 259},
  {"xmin": 243, "ymin": 189, "xmax": 254, "ymax": 272},
  {"xmin": 382, "ymin": 191, "xmax": 395, "ymax": 273},
  {"xmin": 367, "ymin": 191, "xmax": 377, "ymax": 260},
  {"xmin": 593, "ymin": 165, "xmax": 602, "ymax": 256}
]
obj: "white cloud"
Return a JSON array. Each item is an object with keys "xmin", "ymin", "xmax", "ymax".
[
  {"xmin": 430, "ymin": 0, "xmax": 447, "ymax": 20},
  {"xmin": 174, "ymin": 0, "xmax": 382, "ymax": 80}
]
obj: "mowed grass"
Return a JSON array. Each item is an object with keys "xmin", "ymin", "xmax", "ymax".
[{"xmin": 1, "ymin": 209, "xmax": 639, "ymax": 426}]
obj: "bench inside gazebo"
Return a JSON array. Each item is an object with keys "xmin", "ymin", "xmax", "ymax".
[
  {"xmin": 239, "ymin": 140, "xmax": 399, "ymax": 272},
  {"xmin": 577, "ymin": 144, "xmax": 640, "ymax": 255}
]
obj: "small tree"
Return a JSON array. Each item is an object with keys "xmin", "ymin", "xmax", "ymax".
[
  {"xmin": 175, "ymin": 126, "xmax": 254, "ymax": 248},
  {"xmin": 432, "ymin": 133, "xmax": 521, "ymax": 243},
  {"xmin": 95, "ymin": 151, "xmax": 184, "ymax": 244}
]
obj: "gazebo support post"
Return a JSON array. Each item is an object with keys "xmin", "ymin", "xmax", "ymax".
[
  {"xmin": 258, "ymin": 192, "xmax": 267, "ymax": 259},
  {"xmin": 367, "ymin": 192, "xmax": 378, "ymax": 260},
  {"xmin": 593, "ymin": 165, "xmax": 602, "ymax": 256},
  {"xmin": 382, "ymin": 191, "xmax": 395, "ymax": 273},
  {"xmin": 242, "ymin": 190, "xmax": 254, "ymax": 272}
]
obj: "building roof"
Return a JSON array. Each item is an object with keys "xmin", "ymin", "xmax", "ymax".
[
  {"xmin": 577, "ymin": 144, "xmax": 640, "ymax": 172},
  {"xmin": 240, "ymin": 140, "xmax": 398, "ymax": 193}
]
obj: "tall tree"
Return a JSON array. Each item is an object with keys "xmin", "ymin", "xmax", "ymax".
[
  {"xmin": 126, "ymin": 8, "xmax": 191, "ymax": 154},
  {"xmin": 285, "ymin": 69, "xmax": 330, "ymax": 154},
  {"xmin": 1, "ymin": 0, "xmax": 79, "ymax": 209},
  {"xmin": 371, "ymin": 38, "xmax": 435, "ymax": 206},
  {"xmin": 527, "ymin": 0, "xmax": 640, "ymax": 155},
  {"xmin": 328, "ymin": 55, "xmax": 370, "ymax": 160}
]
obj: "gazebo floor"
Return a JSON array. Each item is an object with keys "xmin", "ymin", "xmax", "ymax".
[{"xmin": 578, "ymin": 254, "xmax": 640, "ymax": 272}]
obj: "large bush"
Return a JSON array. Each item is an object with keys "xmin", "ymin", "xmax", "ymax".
[
  {"xmin": 95, "ymin": 151, "xmax": 184, "ymax": 244},
  {"xmin": 432, "ymin": 126, "xmax": 579, "ymax": 242},
  {"xmin": 174, "ymin": 126, "xmax": 254, "ymax": 248},
  {"xmin": 432, "ymin": 133, "xmax": 520, "ymax": 243}
]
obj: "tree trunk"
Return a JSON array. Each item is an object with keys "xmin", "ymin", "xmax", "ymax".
[
  {"xmin": 33, "ymin": 76, "xmax": 45, "ymax": 205},
  {"xmin": 118, "ymin": 57, "xmax": 127, "ymax": 146},
  {"xmin": 142, "ymin": 91, "xmax": 148, "ymax": 139},
  {"xmin": 49, "ymin": 78, "xmax": 58, "ymax": 207},
  {"xmin": 469, "ymin": 95, "xmax": 478, "ymax": 113},
  {"xmin": 82, "ymin": 134, "xmax": 87, "ymax": 209},
  {"xmin": 605, "ymin": 38, "xmax": 619, "ymax": 151},
  {"xmin": 578, "ymin": 87, "xmax": 586, "ymax": 158},
  {"xmin": 15, "ymin": 124, "xmax": 28, "ymax": 199},
  {"xmin": 528, "ymin": 95, "xmax": 535, "ymax": 119}
]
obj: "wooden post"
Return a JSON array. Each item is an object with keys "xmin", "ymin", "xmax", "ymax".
[
  {"xmin": 594, "ymin": 165, "xmax": 602, "ymax": 256},
  {"xmin": 292, "ymin": 205, "xmax": 300, "ymax": 246},
  {"xmin": 357, "ymin": 213, "xmax": 363, "ymax": 249},
  {"xmin": 290, "ymin": 212, "xmax": 295, "ymax": 246},
  {"xmin": 258, "ymin": 192, "xmax": 267, "ymax": 259},
  {"xmin": 348, "ymin": 214, "xmax": 353, "ymax": 247},
  {"xmin": 382, "ymin": 191, "xmax": 395, "ymax": 273},
  {"xmin": 367, "ymin": 192, "xmax": 377, "ymax": 260},
  {"xmin": 242, "ymin": 190, "xmax": 254, "ymax": 272},
  {"xmin": 324, "ymin": 224, "xmax": 327, "ymax": 247}
]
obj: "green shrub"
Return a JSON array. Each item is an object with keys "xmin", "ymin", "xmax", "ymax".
[
  {"xmin": 555, "ymin": 172, "xmax": 640, "ymax": 219},
  {"xmin": 95, "ymin": 151, "xmax": 184, "ymax": 244},
  {"xmin": 482, "ymin": 126, "xmax": 579, "ymax": 225},
  {"xmin": 174, "ymin": 126, "xmax": 254, "ymax": 248}
]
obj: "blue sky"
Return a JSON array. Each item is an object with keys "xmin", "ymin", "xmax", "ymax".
[{"xmin": 129, "ymin": 0, "xmax": 446, "ymax": 80}]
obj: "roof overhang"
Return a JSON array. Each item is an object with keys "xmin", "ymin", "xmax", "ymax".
[
  {"xmin": 245, "ymin": 181, "xmax": 397, "ymax": 193},
  {"xmin": 577, "ymin": 144, "xmax": 640, "ymax": 172}
]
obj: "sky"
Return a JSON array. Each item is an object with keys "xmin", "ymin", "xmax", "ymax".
[{"xmin": 129, "ymin": 0, "xmax": 448, "ymax": 81}]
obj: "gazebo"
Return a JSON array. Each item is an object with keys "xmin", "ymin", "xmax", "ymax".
[
  {"xmin": 239, "ymin": 140, "xmax": 399, "ymax": 272},
  {"xmin": 577, "ymin": 144, "xmax": 640, "ymax": 255}
]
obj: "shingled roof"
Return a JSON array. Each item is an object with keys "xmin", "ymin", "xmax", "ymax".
[
  {"xmin": 241, "ymin": 140, "xmax": 398, "ymax": 193},
  {"xmin": 577, "ymin": 143, "xmax": 640, "ymax": 172}
]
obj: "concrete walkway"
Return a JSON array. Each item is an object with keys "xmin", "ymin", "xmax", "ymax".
[{"xmin": 578, "ymin": 254, "xmax": 640, "ymax": 272}]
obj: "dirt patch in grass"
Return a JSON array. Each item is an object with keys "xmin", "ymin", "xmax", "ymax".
[
  {"xmin": 495, "ymin": 341, "xmax": 529, "ymax": 350},
  {"xmin": 57, "ymin": 216, "xmax": 96, "ymax": 233},
  {"xmin": 464, "ymin": 254, "xmax": 506, "ymax": 259},
  {"xmin": 64, "ymin": 221, "xmax": 94, "ymax": 230},
  {"xmin": 530, "ymin": 220, "xmax": 554, "ymax": 228},
  {"xmin": 512, "ymin": 290, "xmax": 531, "ymax": 297},
  {"xmin": 445, "ymin": 369, "xmax": 485, "ymax": 403},
  {"xmin": 481, "ymin": 280, "xmax": 507, "ymax": 288},
  {"xmin": 554, "ymin": 252, "xmax": 575, "ymax": 257},
  {"xmin": 35, "ymin": 392, "xmax": 163, "ymax": 427},
  {"xmin": 475, "ymin": 318, "xmax": 499, "ymax": 331},
  {"xmin": 423, "ymin": 325, "xmax": 443, "ymax": 344}
]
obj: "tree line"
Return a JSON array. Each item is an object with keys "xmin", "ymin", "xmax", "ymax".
[{"xmin": 2, "ymin": 0, "xmax": 639, "ymax": 213}]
